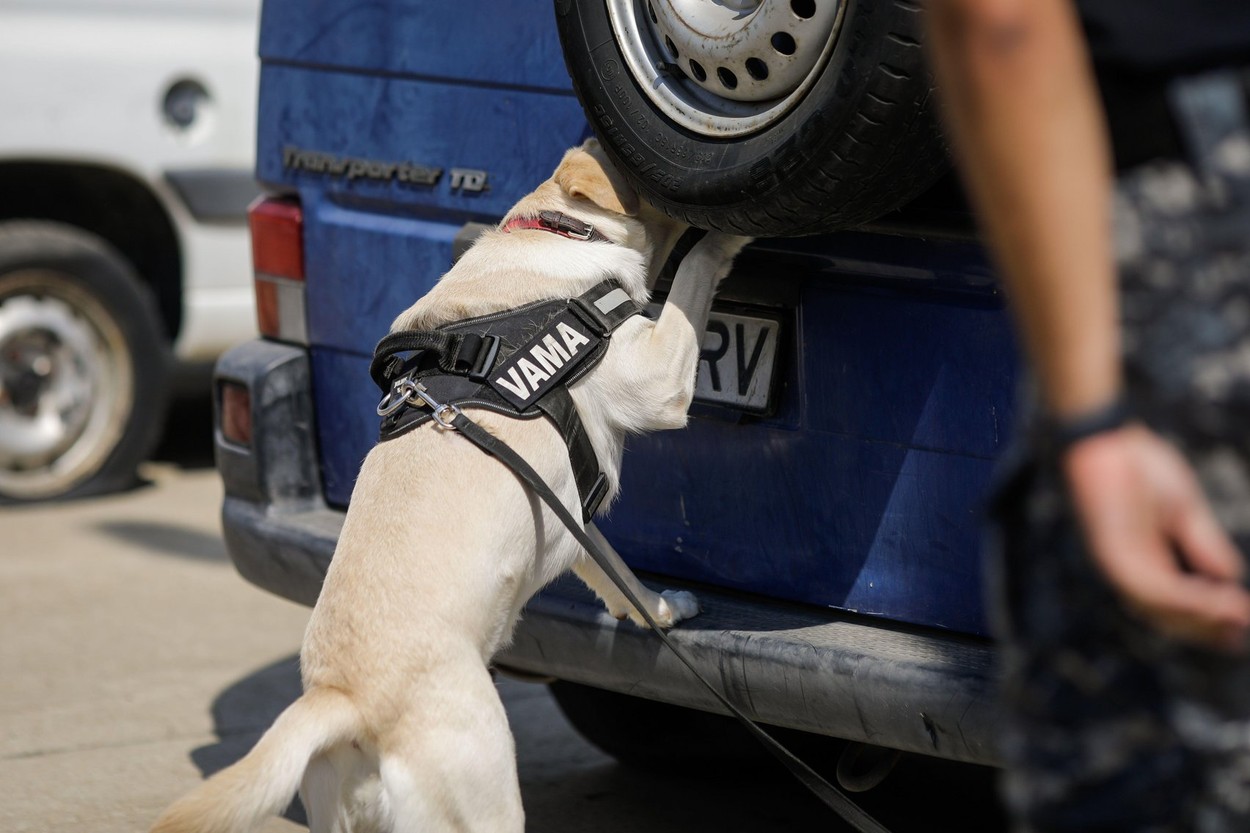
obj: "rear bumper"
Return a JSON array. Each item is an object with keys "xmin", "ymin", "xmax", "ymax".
[{"xmin": 215, "ymin": 339, "xmax": 1002, "ymax": 765}]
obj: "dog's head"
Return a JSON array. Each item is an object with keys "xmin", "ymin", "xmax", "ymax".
[
  {"xmin": 552, "ymin": 139, "xmax": 641, "ymax": 218},
  {"xmin": 514, "ymin": 139, "xmax": 688, "ymax": 287},
  {"xmin": 392, "ymin": 140, "xmax": 690, "ymax": 332}
]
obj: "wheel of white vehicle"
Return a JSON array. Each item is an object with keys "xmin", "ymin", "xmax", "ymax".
[
  {"xmin": 555, "ymin": 0, "xmax": 948, "ymax": 235},
  {"xmin": 0, "ymin": 221, "xmax": 170, "ymax": 502}
]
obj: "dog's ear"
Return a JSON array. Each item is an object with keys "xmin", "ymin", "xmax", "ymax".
[{"xmin": 553, "ymin": 140, "xmax": 640, "ymax": 217}]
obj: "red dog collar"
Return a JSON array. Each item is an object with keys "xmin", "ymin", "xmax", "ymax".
[{"xmin": 501, "ymin": 210, "xmax": 614, "ymax": 244}]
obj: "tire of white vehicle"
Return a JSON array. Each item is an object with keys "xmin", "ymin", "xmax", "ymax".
[
  {"xmin": 0, "ymin": 221, "xmax": 170, "ymax": 502},
  {"xmin": 555, "ymin": 0, "xmax": 949, "ymax": 236}
]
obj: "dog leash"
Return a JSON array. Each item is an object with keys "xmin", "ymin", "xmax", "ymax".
[{"xmin": 436, "ymin": 408, "xmax": 890, "ymax": 833}]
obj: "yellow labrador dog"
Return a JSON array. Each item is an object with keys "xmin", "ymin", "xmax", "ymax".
[{"xmin": 151, "ymin": 139, "xmax": 748, "ymax": 833}]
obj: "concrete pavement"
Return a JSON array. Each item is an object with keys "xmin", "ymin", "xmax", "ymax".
[
  {"xmin": 0, "ymin": 463, "xmax": 307, "ymax": 833},
  {"xmin": 0, "ymin": 408, "xmax": 1004, "ymax": 832}
]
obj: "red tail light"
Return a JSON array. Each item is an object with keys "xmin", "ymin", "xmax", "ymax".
[
  {"xmin": 219, "ymin": 380, "xmax": 252, "ymax": 447},
  {"xmin": 248, "ymin": 196, "xmax": 307, "ymax": 343}
]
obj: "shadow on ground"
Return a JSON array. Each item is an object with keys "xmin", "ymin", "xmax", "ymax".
[
  {"xmin": 95, "ymin": 519, "xmax": 227, "ymax": 561},
  {"xmin": 506, "ymin": 677, "xmax": 1006, "ymax": 832},
  {"xmin": 185, "ymin": 655, "xmax": 1007, "ymax": 832},
  {"xmin": 189, "ymin": 654, "xmax": 308, "ymax": 825}
]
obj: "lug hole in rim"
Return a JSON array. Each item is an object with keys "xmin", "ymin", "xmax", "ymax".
[
  {"xmin": 771, "ymin": 32, "xmax": 797, "ymax": 55},
  {"xmin": 608, "ymin": 0, "xmax": 845, "ymax": 135},
  {"xmin": 791, "ymin": 0, "xmax": 816, "ymax": 19}
]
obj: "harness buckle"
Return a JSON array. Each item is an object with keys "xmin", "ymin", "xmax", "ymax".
[
  {"xmin": 539, "ymin": 209, "xmax": 594, "ymax": 240},
  {"xmin": 467, "ymin": 334, "xmax": 501, "ymax": 382},
  {"xmin": 376, "ymin": 377, "xmax": 463, "ymax": 429}
]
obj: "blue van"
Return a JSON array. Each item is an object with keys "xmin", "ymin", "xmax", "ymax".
[{"xmin": 217, "ymin": 0, "xmax": 1015, "ymax": 773}]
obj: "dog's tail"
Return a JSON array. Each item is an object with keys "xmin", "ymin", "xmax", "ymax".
[{"xmin": 150, "ymin": 686, "xmax": 361, "ymax": 833}]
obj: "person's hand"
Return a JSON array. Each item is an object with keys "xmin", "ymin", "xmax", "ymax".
[{"xmin": 1062, "ymin": 424, "xmax": 1250, "ymax": 652}]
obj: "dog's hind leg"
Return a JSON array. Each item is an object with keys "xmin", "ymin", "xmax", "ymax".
[
  {"xmin": 380, "ymin": 744, "xmax": 522, "ymax": 833},
  {"xmin": 380, "ymin": 666, "xmax": 524, "ymax": 833},
  {"xmin": 301, "ymin": 753, "xmax": 341, "ymax": 833},
  {"xmin": 302, "ymin": 746, "xmax": 389, "ymax": 833},
  {"xmin": 572, "ymin": 523, "xmax": 699, "ymax": 629}
]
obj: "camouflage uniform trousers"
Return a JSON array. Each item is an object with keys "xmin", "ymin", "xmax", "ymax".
[{"xmin": 989, "ymin": 70, "xmax": 1250, "ymax": 832}]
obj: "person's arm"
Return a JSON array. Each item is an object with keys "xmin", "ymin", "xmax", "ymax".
[{"xmin": 926, "ymin": 0, "xmax": 1250, "ymax": 650}]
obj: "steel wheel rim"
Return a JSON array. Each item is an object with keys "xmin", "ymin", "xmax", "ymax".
[
  {"xmin": 0, "ymin": 271, "xmax": 134, "ymax": 498},
  {"xmin": 605, "ymin": 0, "xmax": 845, "ymax": 138}
]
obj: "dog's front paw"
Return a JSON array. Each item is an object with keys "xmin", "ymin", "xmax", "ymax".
[
  {"xmin": 655, "ymin": 589, "xmax": 701, "ymax": 628},
  {"xmin": 609, "ymin": 590, "xmax": 701, "ymax": 629}
]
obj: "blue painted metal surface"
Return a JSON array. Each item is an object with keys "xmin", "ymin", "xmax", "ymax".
[
  {"xmin": 259, "ymin": 0, "xmax": 572, "ymax": 93},
  {"xmin": 256, "ymin": 1, "xmax": 1019, "ymax": 635},
  {"xmin": 600, "ymin": 268, "xmax": 1017, "ymax": 635}
]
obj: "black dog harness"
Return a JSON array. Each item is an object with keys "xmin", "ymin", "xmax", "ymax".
[
  {"xmin": 367, "ymin": 214, "xmax": 888, "ymax": 833},
  {"xmin": 371, "ymin": 279, "xmax": 643, "ymax": 521}
]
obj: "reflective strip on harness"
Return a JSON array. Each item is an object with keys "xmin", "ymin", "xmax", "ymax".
[{"xmin": 594, "ymin": 287, "xmax": 631, "ymax": 315}]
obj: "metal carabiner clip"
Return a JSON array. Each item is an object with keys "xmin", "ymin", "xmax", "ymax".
[
  {"xmin": 431, "ymin": 401, "xmax": 462, "ymax": 430},
  {"xmin": 376, "ymin": 377, "xmax": 462, "ymax": 430}
]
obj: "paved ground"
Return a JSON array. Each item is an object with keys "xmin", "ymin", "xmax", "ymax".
[{"xmin": 0, "ymin": 397, "xmax": 1006, "ymax": 832}]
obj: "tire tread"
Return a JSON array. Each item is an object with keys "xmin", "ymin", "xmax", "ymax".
[{"xmin": 0, "ymin": 220, "xmax": 171, "ymax": 502}]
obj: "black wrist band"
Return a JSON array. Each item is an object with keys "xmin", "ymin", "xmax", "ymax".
[{"xmin": 1040, "ymin": 396, "xmax": 1134, "ymax": 457}]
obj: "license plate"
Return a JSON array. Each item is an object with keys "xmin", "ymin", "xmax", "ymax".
[{"xmin": 648, "ymin": 304, "xmax": 783, "ymax": 413}]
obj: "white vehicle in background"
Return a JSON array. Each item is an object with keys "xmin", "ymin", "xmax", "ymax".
[{"xmin": 0, "ymin": 0, "xmax": 260, "ymax": 501}]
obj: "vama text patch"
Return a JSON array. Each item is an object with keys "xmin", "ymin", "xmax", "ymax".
[{"xmin": 487, "ymin": 311, "xmax": 599, "ymax": 409}]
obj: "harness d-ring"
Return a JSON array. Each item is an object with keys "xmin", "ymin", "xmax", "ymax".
[
  {"xmin": 377, "ymin": 377, "xmax": 462, "ymax": 429},
  {"xmin": 376, "ymin": 379, "xmax": 416, "ymax": 417}
]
